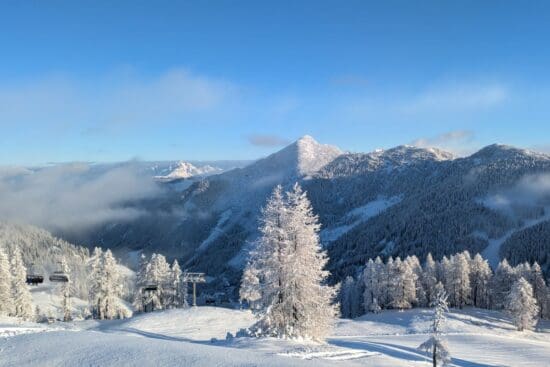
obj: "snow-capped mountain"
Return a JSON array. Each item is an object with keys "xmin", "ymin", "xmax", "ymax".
[
  {"xmin": 57, "ymin": 137, "xmax": 550, "ymax": 292},
  {"xmin": 154, "ymin": 161, "xmax": 222, "ymax": 181}
]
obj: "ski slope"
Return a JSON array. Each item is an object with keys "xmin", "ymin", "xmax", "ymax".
[{"xmin": 1, "ymin": 307, "xmax": 549, "ymax": 366}]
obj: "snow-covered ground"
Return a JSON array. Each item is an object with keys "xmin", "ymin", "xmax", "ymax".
[{"xmin": 1, "ymin": 306, "xmax": 549, "ymax": 366}]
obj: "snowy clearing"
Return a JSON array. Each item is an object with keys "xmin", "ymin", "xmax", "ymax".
[{"xmin": 1, "ymin": 306, "xmax": 549, "ymax": 366}]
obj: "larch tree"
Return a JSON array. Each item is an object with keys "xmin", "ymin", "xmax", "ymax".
[
  {"xmin": 10, "ymin": 245, "xmax": 34, "ymax": 320},
  {"xmin": 389, "ymin": 257, "xmax": 417, "ymax": 310},
  {"xmin": 363, "ymin": 258, "xmax": 382, "ymax": 313},
  {"xmin": 447, "ymin": 252, "xmax": 471, "ymax": 309},
  {"xmin": 0, "ymin": 246, "xmax": 14, "ymax": 316},
  {"xmin": 340, "ymin": 276, "xmax": 356, "ymax": 319},
  {"xmin": 239, "ymin": 264, "xmax": 261, "ymax": 309},
  {"xmin": 418, "ymin": 289, "xmax": 451, "ymax": 367},
  {"xmin": 491, "ymin": 259, "xmax": 517, "ymax": 309},
  {"xmin": 423, "ymin": 253, "xmax": 438, "ymax": 305},
  {"xmin": 506, "ymin": 277, "xmax": 539, "ymax": 331},
  {"xmin": 530, "ymin": 263, "xmax": 548, "ymax": 318},
  {"xmin": 87, "ymin": 247, "xmax": 103, "ymax": 318},
  {"xmin": 469, "ymin": 253, "xmax": 492, "ymax": 308},
  {"xmin": 59, "ymin": 256, "xmax": 72, "ymax": 321},
  {"xmin": 242, "ymin": 184, "xmax": 338, "ymax": 340}
]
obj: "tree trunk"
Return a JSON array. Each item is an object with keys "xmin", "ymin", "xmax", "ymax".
[{"xmin": 433, "ymin": 343, "xmax": 437, "ymax": 367}]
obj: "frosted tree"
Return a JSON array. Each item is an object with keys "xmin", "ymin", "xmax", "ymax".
[
  {"xmin": 87, "ymin": 247, "xmax": 103, "ymax": 318},
  {"xmin": 423, "ymin": 253, "xmax": 438, "ymax": 305},
  {"xmin": 98, "ymin": 250, "xmax": 131, "ymax": 319},
  {"xmin": 491, "ymin": 259, "xmax": 517, "ymax": 309},
  {"xmin": 406, "ymin": 255, "xmax": 427, "ymax": 307},
  {"xmin": 363, "ymin": 258, "xmax": 383, "ymax": 312},
  {"xmin": 418, "ymin": 289, "xmax": 451, "ymax": 367},
  {"xmin": 469, "ymin": 253, "xmax": 492, "ymax": 308},
  {"xmin": 506, "ymin": 277, "xmax": 539, "ymax": 331},
  {"xmin": 389, "ymin": 257, "xmax": 417, "ymax": 310},
  {"xmin": 10, "ymin": 245, "xmax": 34, "ymax": 319},
  {"xmin": 147, "ymin": 253, "xmax": 171, "ymax": 309},
  {"xmin": 132, "ymin": 253, "xmax": 149, "ymax": 312},
  {"xmin": 340, "ymin": 276, "xmax": 356, "ymax": 318},
  {"xmin": 446, "ymin": 252, "xmax": 471, "ymax": 308},
  {"xmin": 0, "ymin": 246, "xmax": 14, "ymax": 316},
  {"xmin": 59, "ymin": 257, "xmax": 72, "ymax": 321},
  {"xmin": 169, "ymin": 260, "xmax": 185, "ymax": 308},
  {"xmin": 529, "ymin": 263, "xmax": 548, "ymax": 318},
  {"xmin": 239, "ymin": 264, "xmax": 261, "ymax": 309},
  {"xmin": 243, "ymin": 184, "xmax": 338, "ymax": 340}
]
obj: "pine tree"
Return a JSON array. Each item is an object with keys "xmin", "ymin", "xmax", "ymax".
[
  {"xmin": 10, "ymin": 245, "xmax": 34, "ymax": 319},
  {"xmin": 340, "ymin": 276, "xmax": 355, "ymax": 318},
  {"xmin": 0, "ymin": 246, "xmax": 14, "ymax": 316},
  {"xmin": 418, "ymin": 289, "xmax": 451, "ymax": 367},
  {"xmin": 242, "ymin": 184, "xmax": 338, "ymax": 340},
  {"xmin": 506, "ymin": 277, "xmax": 539, "ymax": 331},
  {"xmin": 147, "ymin": 253, "xmax": 172, "ymax": 309},
  {"xmin": 169, "ymin": 260, "xmax": 185, "ymax": 308}
]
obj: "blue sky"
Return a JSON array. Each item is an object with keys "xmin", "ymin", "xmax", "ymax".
[{"xmin": 1, "ymin": 0, "xmax": 549, "ymax": 164}]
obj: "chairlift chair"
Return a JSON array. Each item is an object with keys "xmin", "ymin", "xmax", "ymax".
[
  {"xmin": 143, "ymin": 284, "xmax": 158, "ymax": 292},
  {"xmin": 49, "ymin": 271, "xmax": 69, "ymax": 283},
  {"xmin": 26, "ymin": 263, "xmax": 44, "ymax": 285}
]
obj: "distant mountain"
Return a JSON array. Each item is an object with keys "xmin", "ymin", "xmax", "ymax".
[
  {"xmin": 57, "ymin": 138, "xmax": 550, "ymax": 292},
  {"xmin": 154, "ymin": 161, "xmax": 222, "ymax": 181}
]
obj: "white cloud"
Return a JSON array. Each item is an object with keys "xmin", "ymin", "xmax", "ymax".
[
  {"xmin": 0, "ymin": 162, "xmax": 160, "ymax": 233},
  {"xmin": 411, "ymin": 130, "xmax": 477, "ymax": 156},
  {"xmin": 400, "ymin": 82, "xmax": 508, "ymax": 115}
]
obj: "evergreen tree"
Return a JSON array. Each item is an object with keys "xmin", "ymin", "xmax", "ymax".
[
  {"xmin": 340, "ymin": 276, "xmax": 355, "ymax": 318},
  {"xmin": 87, "ymin": 247, "xmax": 103, "ymax": 318},
  {"xmin": 98, "ymin": 250, "xmax": 130, "ymax": 320},
  {"xmin": 132, "ymin": 253, "xmax": 149, "ymax": 312},
  {"xmin": 529, "ymin": 263, "xmax": 548, "ymax": 318},
  {"xmin": 0, "ymin": 246, "xmax": 14, "ymax": 316},
  {"xmin": 363, "ymin": 258, "xmax": 383, "ymax": 312},
  {"xmin": 239, "ymin": 265, "xmax": 261, "ymax": 308},
  {"xmin": 406, "ymin": 255, "xmax": 427, "ymax": 307},
  {"xmin": 447, "ymin": 253, "xmax": 471, "ymax": 308},
  {"xmin": 169, "ymin": 259, "xmax": 185, "ymax": 308},
  {"xmin": 506, "ymin": 277, "xmax": 539, "ymax": 331},
  {"xmin": 10, "ymin": 245, "xmax": 33, "ymax": 319},
  {"xmin": 389, "ymin": 257, "xmax": 416, "ymax": 310},
  {"xmin": 418, "ymin": 289, "xmax": 451, "ymax": 367}
]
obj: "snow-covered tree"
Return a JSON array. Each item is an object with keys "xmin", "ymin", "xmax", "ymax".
[
  {"xmin": 506, "ymin": 277, "xmax": 539, "ymax": 331},
  {"xmin": 243, "ymin": 184, "xmax": 338, "ymax": 340},
  {"xmin": 97, "ymin": 250, "xmax": 131, "ymax": 320},
  {"xmin": 389, "ymin": 257, "xmax": 417, "ymax": 310},
  {"xmin": 418, "ymin": 289, "xmax": 451, "ymax": 367},
  {"xmin": 59, "ymin": 257, "xmax": 72, "ymax": 321},
  {"xmin": 363, "ymin": 258, "xmax": 384, "ymax": 312},
  {"xmin": 132, "ymin": 253, "xmax": 149, "ymax": 312},
  {"xmin": 491, "ymin": 259, "xmax": 517, "ymax": 309},
  {"xmin": 529, "ymin": 263, "xmax": 548, "ymax": 318},
  {"xmin": 406, "ymin": 255, "xmax": 427, "ymax": 307},
  {"xmin": 423, "ymin": 253, "xmax": 438, "ymax": 305},
  {"xmin": 87, "ymin": 247, "xmax": 103, "ymax": 318},
  {"xmin": 10, "ymin": 245, "xmax": 33, "ymax": 319},
  {"xmin": 0, "ymin": 246, "xmax": 13, "ymax": 316},
  {"xmin": 340, "ymin": 276, "xmax": 363, "ymax": 318},
  {"xmin": 446, "ymin": 252, "xmax": 471, "ymax": 309},
  {"xmin": 469, "ymin": 253, "xmax": 492, "ymax": 308},
  {"xmin": 169, "ymin": 259, "xmax": 186, "ymax": 308},
  {"xmin": 147, "ymin": 253, "xmax": 171, "ymax": 309},
  {"xmin": 239, "ymin": 264, "xmax": 261, "ymax": 308}
]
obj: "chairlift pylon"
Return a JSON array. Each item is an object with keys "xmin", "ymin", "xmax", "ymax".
[{"xmin": 26, "ymin": 263, "xmax": 44, "ymax": 285}]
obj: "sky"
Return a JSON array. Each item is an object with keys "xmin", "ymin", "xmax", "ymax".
[{"xmin": 1, "ymin": 0, "xmax": 550, "ymax": 165}]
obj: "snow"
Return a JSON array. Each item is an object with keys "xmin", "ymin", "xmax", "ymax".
[
  {"xmin": 321, "ymin": 196, "xmax": 402, "ymax": 242},
  {"xmin": 1, "ymin": 306, "xmax": 549, "ymax": 366},
  {"xmin": 154, "ymin": 161, "xmax": 221, "ymax": 181},
  {"xmin": 481, "ymin": 211, "xmax": 550, "ymax": 269}
]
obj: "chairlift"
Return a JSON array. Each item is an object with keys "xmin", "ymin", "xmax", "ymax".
[
  {"xmin": 49, "ymin": 261, "xmax": 69, "ymax": 283},
  {"xmin": 26, "ymin": 263, "xmax": 44, "ymax": 285},
  {"xmin": 143, "ymin": 284, "xmax": 158, "ymax": 292}
]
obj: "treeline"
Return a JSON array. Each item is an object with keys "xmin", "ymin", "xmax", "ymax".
[
  {"xmin": 132, "ymin": 253, "xmax": 187, "ymax": 312},
  {"xmin": 340, "ymin": 251, "xmax": 550, "ymax": 322}
]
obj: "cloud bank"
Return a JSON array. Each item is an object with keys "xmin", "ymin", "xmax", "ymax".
[
  {"xmin": 411, "ymin": 130, "xmax": 476, "ymax": 156},
  {"xmin": 0, "ymin": 163, "xmax": 160, "ymax": 233}
]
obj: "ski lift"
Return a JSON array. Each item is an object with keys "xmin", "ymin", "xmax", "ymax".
[
  {"xmin": 143, "ymin": 284, "xmax": 158, "ymax": 292},
  {"xmin": 26, "ymin": 263, "xmax": 44, "ymax": 285},
  {"xmin": 49, "ymin": 261, "xmax": 69, "ymax": 283}
]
